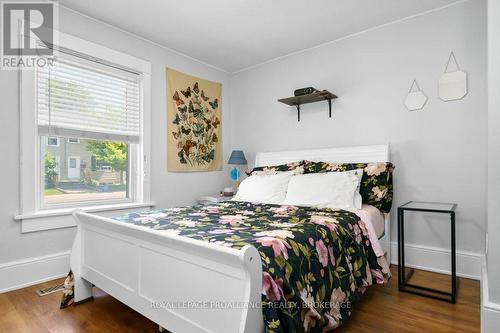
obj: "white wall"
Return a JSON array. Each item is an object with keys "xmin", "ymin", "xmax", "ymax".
[
  {"xmin": 0, "ymin": 6, "xmax": 231, "ymax": 290},
  {"xmin": 483, "ymin": 0, "xmax": 500, "ymax": 330},
  {"xmin": 487, "ymin": 0, "xmax": 500, "ymax": 303},
  {"xmin": 230, "ymin": 0, "xmax": 486, "ymax": 262}
]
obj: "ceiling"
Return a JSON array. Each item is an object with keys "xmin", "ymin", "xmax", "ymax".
[{"xmin": 59, "ymin": 0, "xmax": 460, "ymax": 73}]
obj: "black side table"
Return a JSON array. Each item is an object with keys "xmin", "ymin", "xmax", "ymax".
[{"xmin": 397, "ymin": 201, "xmax": 457, "ymax": 303}]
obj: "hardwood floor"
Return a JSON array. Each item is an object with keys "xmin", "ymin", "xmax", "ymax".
[
  {"xmin": 336, "ymin": 267, "xmax": 480, "ymax": 333},
  {"xmin": 0, "ymin": 266, "xmax": 480, "ymax": 333}
]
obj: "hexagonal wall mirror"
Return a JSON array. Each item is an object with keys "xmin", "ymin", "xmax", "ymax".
[{"xmin": 405, "ymin": 80, "xmax": 427, "ymax": 111}]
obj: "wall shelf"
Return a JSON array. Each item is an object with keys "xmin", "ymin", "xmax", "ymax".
[{"xmin": 278, "ymin": 90, "xmax": 338, "ymax": 122}]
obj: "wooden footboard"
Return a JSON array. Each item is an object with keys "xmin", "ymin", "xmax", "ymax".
[{"xmin": 71, "ymin": 211, "xmax": 264, "ymax": 333}]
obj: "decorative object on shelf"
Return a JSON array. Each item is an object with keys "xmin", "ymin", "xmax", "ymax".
[
  {"xmin": 404, "ymin": 79, "xmax": 427, "ymax": 111},
  {"xmin": 228, "ymin": 150, "xmax": 247, "ymax": 188},
  {"xmin": 278, "ymin": 89, "xmax": 338, "ymax": 122},
  {"xmin": 398, "ymin": 201, "xmax": 457, "ymax": 303},
  {"xmin": 166, "ymin": 68, "xmax": 222, "ymax": 172},
  {"xmin": 439, "ymin": 52, "xmax": 467, "ymax": 101},
  {"xmin": 294, "ymin": 87, "xmax": 318, "ymax": 96}
]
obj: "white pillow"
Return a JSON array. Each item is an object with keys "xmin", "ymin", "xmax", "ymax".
[
  {"xmin": 284, "ymin": 170, "xmax": 363, "ymax": 210},
  {"xmin": 232, "ymin": 171, "xmax": 294, "ymax": 204}
]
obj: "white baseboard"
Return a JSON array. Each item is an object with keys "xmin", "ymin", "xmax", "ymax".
[
  {"xmin": 0, "ymin": 243, "xmax": 483, "ymax": 294},
  {"xmin": 481, "ymin": 256, "xmax": 500, "ymax": 333},
  {"xmin": 481, "ymin": 307, "xmax": 500, "ymax": 333},
  {"xmin": 0, "ymin": 251, "xmax": 70, "ymax": 293},
  {"xmin": 390, "ymin": 242, "xmax": 482, "ymax": 280}
]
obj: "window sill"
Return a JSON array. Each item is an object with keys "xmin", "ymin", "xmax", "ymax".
[{"xmin": 14, "ymin": 202, "xmax": 155, "ymax": 221}]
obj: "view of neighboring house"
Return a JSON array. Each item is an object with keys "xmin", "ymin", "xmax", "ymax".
[
  {"xmin": 46, "ymin": 137, "xmax": 92, "ymax": 181},
  {"xmin": 43, "ymin": 137, "xmax": 128, "ymax": 204}
]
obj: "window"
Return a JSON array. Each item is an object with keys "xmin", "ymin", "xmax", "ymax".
[
  {"xmin": 18, "ymin": 31, "xmax": 151, "ymax": 227},
  {"xmin": 37, "ymin": 56, "xmax": 141, "ymax": 208},
  {"xmin": 68, "ymin": 157, "xmax": 77, "ymax": 169},
  {"xmin": 47, "ymin": 137, "xmax": 59, "ymax": 146}
]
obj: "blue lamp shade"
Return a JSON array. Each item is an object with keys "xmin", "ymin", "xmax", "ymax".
[{"xmin": 227, "ymin": 150, "xmax": 247, "ymax": 165}]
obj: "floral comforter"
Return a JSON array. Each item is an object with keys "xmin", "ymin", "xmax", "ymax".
[{"xmin": 61, "ymin": 201, "xmax": 390, "ymax": 332}]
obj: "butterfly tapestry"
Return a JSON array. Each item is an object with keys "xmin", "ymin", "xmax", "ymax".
[{"xmin": 166, "ymin": 68, "xmax": 222, "ymax": 171}]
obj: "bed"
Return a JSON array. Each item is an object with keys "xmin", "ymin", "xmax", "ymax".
[{"xmin": 66, "ymin": 144, "xmax": 392, "ymax": 333}]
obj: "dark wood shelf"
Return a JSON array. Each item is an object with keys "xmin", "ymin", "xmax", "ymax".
[{"xmin": 278, "ymin": 90, "xmax": 338, "ymax": 122}]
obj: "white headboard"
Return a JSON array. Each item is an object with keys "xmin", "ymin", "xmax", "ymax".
[{"xmin": 255, "ymin": 144, "xmax": 390, "ymax": 167}]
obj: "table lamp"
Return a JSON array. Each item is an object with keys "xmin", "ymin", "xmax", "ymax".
[{"xmin": 227, "ymin": 150, "xmax": 247, "ymax": 188}]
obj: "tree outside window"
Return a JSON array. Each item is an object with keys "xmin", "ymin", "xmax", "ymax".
[
  {"xmin": 86, "ymin": 141, "xmax": 128, "ymax": 185},
  {"xmin": 44, "ymin": 151, "xmax": 59, "ymax": 188}
]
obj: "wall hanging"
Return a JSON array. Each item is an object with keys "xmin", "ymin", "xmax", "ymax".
[
  {"xmin": 439, "ymin": 52, "xmax": 467, "ymax": 101},
  {"xmin": 166, "ymin": 68, "xmax": 222, "ymax": 172},
  {"xmin": 404, "ymin": 80, "xmax": 427, "ymax": 111}
]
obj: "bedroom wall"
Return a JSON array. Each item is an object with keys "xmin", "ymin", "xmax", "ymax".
[
  {"xmin": 483, "ymin": 0, "xmax": 500, "ymax": 329},
  {"xmin": 0, "ymin": 6, "xmax": 231, "ymax": 291},
  {"xmin": 230, "ymin": 0, "xmax": 486, "ymax": 276}
]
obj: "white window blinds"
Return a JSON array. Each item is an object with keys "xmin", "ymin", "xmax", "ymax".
[{"xmin": 37, "ymin": 58, "xmax": 141, "ymax": 143}]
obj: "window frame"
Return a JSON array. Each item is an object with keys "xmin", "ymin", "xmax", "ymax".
[
  {"xmin": 18, "ymin": 31, "xmax": 151, "ymax": 226},
  {"xmin": 66, "ymin": 138, "xmax": 80, "ymax": 144}
]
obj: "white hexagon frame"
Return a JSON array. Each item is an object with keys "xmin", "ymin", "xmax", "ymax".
[{"xmin": 405, "ymin": 91, "xmax": 428, "ymax": 111}]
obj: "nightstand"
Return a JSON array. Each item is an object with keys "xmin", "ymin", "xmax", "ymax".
[
  {"xmin": 398, "ymin": 201, "xmax": 457, "ymax": 303},
  {"xmin": 197, "ymin": 195, "xmax": 233, "ymax": 205}
]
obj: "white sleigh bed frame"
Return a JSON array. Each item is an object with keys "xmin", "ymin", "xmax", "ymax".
[{"xmin": 71, "ymin": 144, "xmax": 391, "ymax": 333}]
